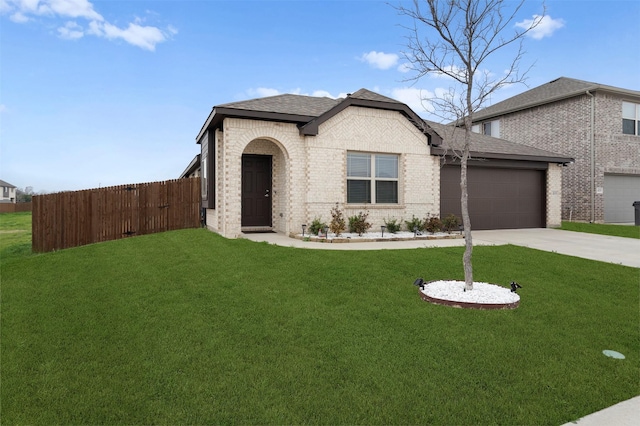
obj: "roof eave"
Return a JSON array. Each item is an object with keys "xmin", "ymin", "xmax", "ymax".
[
  {"xmin": 430, "ymin": 146, "xmax": 574, "ymax": 164},
  {"xmin": 179, "ymin": 154, "xmax": 201, "ymax": 178},
  {"xmin": 196, "ymin": 107, "xmax": 317, "ymax": 143}
]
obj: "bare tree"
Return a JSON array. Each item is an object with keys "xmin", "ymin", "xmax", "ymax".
[{"xmin": 396, "ymin": 0, "xmax": 544, "ymax": 290}]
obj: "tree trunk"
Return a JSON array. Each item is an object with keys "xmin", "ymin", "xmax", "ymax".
[{"xmin": 462, "ymin": 108, "xmax": 474, "ymax": 291}]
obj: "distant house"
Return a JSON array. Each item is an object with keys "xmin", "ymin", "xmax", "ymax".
[
  {"xmin": 191, "ymin": 89, "xmax": 571, "ymax": 239},
  {"xmin": 472, "ymin": 77, "xmax": 640, "ymax": 223},
  {"xmin": 0, "ymin": 179, "xmax": 17, "ymax": 203}
]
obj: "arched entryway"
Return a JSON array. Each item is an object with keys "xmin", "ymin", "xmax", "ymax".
[{"xmin": 241, "ymin": 138, "xmax": 289, "ymax": 233}]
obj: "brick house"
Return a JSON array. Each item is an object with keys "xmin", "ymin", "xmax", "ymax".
[
  {"xmin": 192, "ymin": 89, "xmax": 571, "ymax": 238},
  {"xmin": 0, "ymin": 179, "xmax": 17, "ymax": 203},
  {"xmin": 472, "ymin": 77, "xmax": 640, "ymax": 223}
]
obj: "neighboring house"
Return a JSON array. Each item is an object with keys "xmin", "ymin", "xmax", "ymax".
[
  {"xmin": 0, "ymin": 179, "xmax": 17, "ymax": 203},
  {"xmin": 193, "ymin": 89, "xmax": 571, "ymax": 239},
  {"xmin": 472, "ymin": 77, "xmax": 640, "ymax": 223}
]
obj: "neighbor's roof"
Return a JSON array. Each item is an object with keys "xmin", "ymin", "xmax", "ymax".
[
  {"xmin": 195, "ymin": 88, "xmax": 442, "ymax": 146},
  {"xmin": 427, "ymin": 121, "xmax": 574, "ymax": 164},
  {"xmin": 0, "ymin": 179, "xmax": 16, "ymax": 188},
  {"xmin": 473, "ymin": 77, "xmax": 640, "ymax": 121}
]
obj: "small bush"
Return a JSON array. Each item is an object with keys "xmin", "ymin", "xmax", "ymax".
[
  {"xmin": 309, "ymin": 217, "xmax": 327, "ymax": 236},
  {"xmin": 404, "ymin": 215, "xmax": 424, "ymax": 232},
  {"xmin": 329, "ymin": 203, "xmax": 346, "ymax": 236},
  {"xmin": 442, "ymin": 214, "xmax": 461, "ymax": 233},
  {"xmin": 383, "ymin": 217, "xmax": 402, "ymax": 234},
  {"xmin": 424, "ymin": 216, "xmax": 443, "ymax": 233},
  {"xmin": 348, "ymin": 211, "xmax": 372, "ymax": 236}
]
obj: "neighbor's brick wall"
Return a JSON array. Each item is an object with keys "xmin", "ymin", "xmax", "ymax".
[{"xmin": 496, "ymin": 92, "xmax": 640, "ymax": 222}]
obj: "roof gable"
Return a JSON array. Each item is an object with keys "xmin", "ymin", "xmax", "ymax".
[{"xmin": 196, "ymin": 88, "xmax": 442, "ymax": 146}]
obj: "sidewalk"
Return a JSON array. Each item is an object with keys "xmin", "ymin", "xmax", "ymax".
[{"xmin": 561, "ymin": 395, "xmax": 640, "ymax": 426}]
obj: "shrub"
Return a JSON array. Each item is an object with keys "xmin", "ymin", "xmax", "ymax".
[
  {"xmin": 383, "ymin": 217, "xmax": 402, "ymax": 234},
  {"xmin": 348, "ymin": 211, "xmax": 372, "ymax": 236},
  {"xmin": 309, "ymin": 217, "xmax": 327, "ymax": 236},
  {"xmin": 424, "ymin": 216, "xmax": 443, "ymax": 233},
  {"xmin": 329, "ymin": 203, "xmax": 346, "ymax": 236},
  {"xmin": 442, "ymin": 214, "xmax": 461, "ymax": 233},
  {"xmin": 404, "ymin": 215, "xmax": 424, "ymax": 233}
]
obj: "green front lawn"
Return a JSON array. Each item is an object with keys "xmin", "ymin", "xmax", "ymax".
[
  {"xmin": 561, "ymin": 221, "xmax": 640, "ymax": 239},
  {"xmin": 1, "ymin": 226, "xmax": 638, "ymax": 425}
]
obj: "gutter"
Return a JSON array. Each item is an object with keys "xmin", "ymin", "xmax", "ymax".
[{"xmin": 586, "ymin": 90, "xmax": 595, "ymax": 222}]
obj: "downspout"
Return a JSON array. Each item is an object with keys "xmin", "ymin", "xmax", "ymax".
[{"xmin": 586, "ymin": 90, "xmax": 595, "ymax": 222}]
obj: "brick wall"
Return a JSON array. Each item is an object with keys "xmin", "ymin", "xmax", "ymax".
[{"xmin": 496, "ymin": 92, "xmax": 640, "ymax": 222}]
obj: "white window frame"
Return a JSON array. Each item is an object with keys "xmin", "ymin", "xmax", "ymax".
[
  {"xmin": 482, "ymin": 119, "xmax": 500, "ymax": 138},
  {"xmin": 622, "ymin": 101, "xmax": 640, "ymax": 136},
  {"xmin": 347, "ymin": 152, "xmax": 399, "ymax": 204}
]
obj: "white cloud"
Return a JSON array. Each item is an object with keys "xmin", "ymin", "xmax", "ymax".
[
  {"xmin": 431, "ymin": 65, "xmax": 468, "ymax": 80},
  {"xmin": 57, "ymin": 20, "xmax": 83, "ymax": 39},
  {"xmin": 248, "ymin": 87, "xmax": 281, "ymax": 97},
  {"xmin": 9, "ymin": 11, "xmax": 28, "ymax": 22},
  {"xmin": 46, "ymin": 0, "xmax": 103, "ymax": 21},
  {"xmin": 88, "ymin": 20, "xmax": 168, "ymax": 51},
  {"xmin": 245, "ymin": 88, "xmax": 347, "ymax": 99},
  {"xmin": 359, "ymin": 51, "xmax": 399, "ymax": 70},
  {"xmin": 0, "ymin": 104, "xmax": 8, "ymax": 113},
  {"xmin": 391, "ymin": 87, "xmax": 436, "ymax": 114},
  {"xmin": 516, "ymin": 15, "xmax": 565, "ymax": 40},
  {"xmin": 1, "ymin": 0, "xmax": 174, "ymax": 50},
  {"xmin": 397, "ymin": 63, "xmax": 413, "ymax": 73}
]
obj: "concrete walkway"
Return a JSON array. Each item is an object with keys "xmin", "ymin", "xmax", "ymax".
[
  {"xmin": 242, "ymin": 227, "xmax": 640, "ymax": 268},
  {"xmin": 561, "ymin": 395, "xmax": 640, "ymax": 426},
  {"xmin": 242, "ymin": 227, "xmax": 640, "ymax": 425}
]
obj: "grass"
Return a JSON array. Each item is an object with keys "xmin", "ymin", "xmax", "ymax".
[
  {"xmin": 1, "ymin": 214, "xmax": 638, "ymax": 424},
  {"xmin": 560, "ymin": 221, "xmax": 640, "ymax": 239},
  {"xmin": 0, "ymin": 211, "xmax": 32, "ymax": 260}
]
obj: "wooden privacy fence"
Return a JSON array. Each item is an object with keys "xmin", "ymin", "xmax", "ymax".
[
  {"xmin": 32, "ymin": 178, "xmax": 201, "ymax": 253},
  {"xmin": 0, "ymin": 202, "xmax": 32, "ymax": 213}
]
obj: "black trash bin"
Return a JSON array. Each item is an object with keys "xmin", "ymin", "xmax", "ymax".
[{"xmin": 634, "ymin": 201, "xmax": 640, "ymax": 226}]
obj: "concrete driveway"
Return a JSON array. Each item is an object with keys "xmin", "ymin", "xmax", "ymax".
[
  {"xmin": 472, "ymin": 228, "xmax": 640, "ymax": 268},
  {"xmin": 242, "ymin": 227, "xmax": 640, "ymax": 268}
]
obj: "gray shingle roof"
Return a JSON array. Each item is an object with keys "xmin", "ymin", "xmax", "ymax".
[
  {"xmin": 0, "ymin": 179, "xmax": 16, "ymax": 188},
  {"xmin": 427, "ymin": 121, "xmax": 573, "ymax": 163},
  {"xmin": 474, "ymin": 77, "xmax": 640, "ymax": 121},
  {"xmin": 218, "ymin": 93, "xmax": 341, "ymax": 117},
  {"xmin": 348, "ymin": 88, "xmax": 403, "ymax": 104}
]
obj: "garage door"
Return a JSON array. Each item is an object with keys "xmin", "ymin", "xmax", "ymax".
[
  {"xmin": 604, "ymin": 174, "xmax": 640, "ymax": 223},
  {"xmin": 441, "ymin": 165, "xmax": 546, "ymax": 230}
]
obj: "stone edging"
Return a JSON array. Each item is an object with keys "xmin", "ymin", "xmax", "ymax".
[{"xmin": 419, "ymin": 281, "xmax": 520, "ymax": 310}]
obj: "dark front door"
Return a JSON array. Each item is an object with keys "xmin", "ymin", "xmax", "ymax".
[{"xmin": 242, "ymin": 155, "xmax": 272, "ymax": 227}]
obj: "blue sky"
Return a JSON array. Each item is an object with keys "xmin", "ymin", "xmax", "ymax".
[{"xmin": 1, "ymin": 0, "xmax": 639, "ymax": 193}]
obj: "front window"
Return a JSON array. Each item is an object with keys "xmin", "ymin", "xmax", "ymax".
[
  {"xmin": 347, "ymin": 152, "xmax": 398, "ymax": 204},
  {"xmin": 622, "ymin": 102, "xmax": 640, "ymax": 136}
]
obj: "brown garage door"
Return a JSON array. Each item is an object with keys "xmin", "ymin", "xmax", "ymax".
[{"xmin": 441, "ymin": 165, "xmax": 546, "ymax": 230}]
